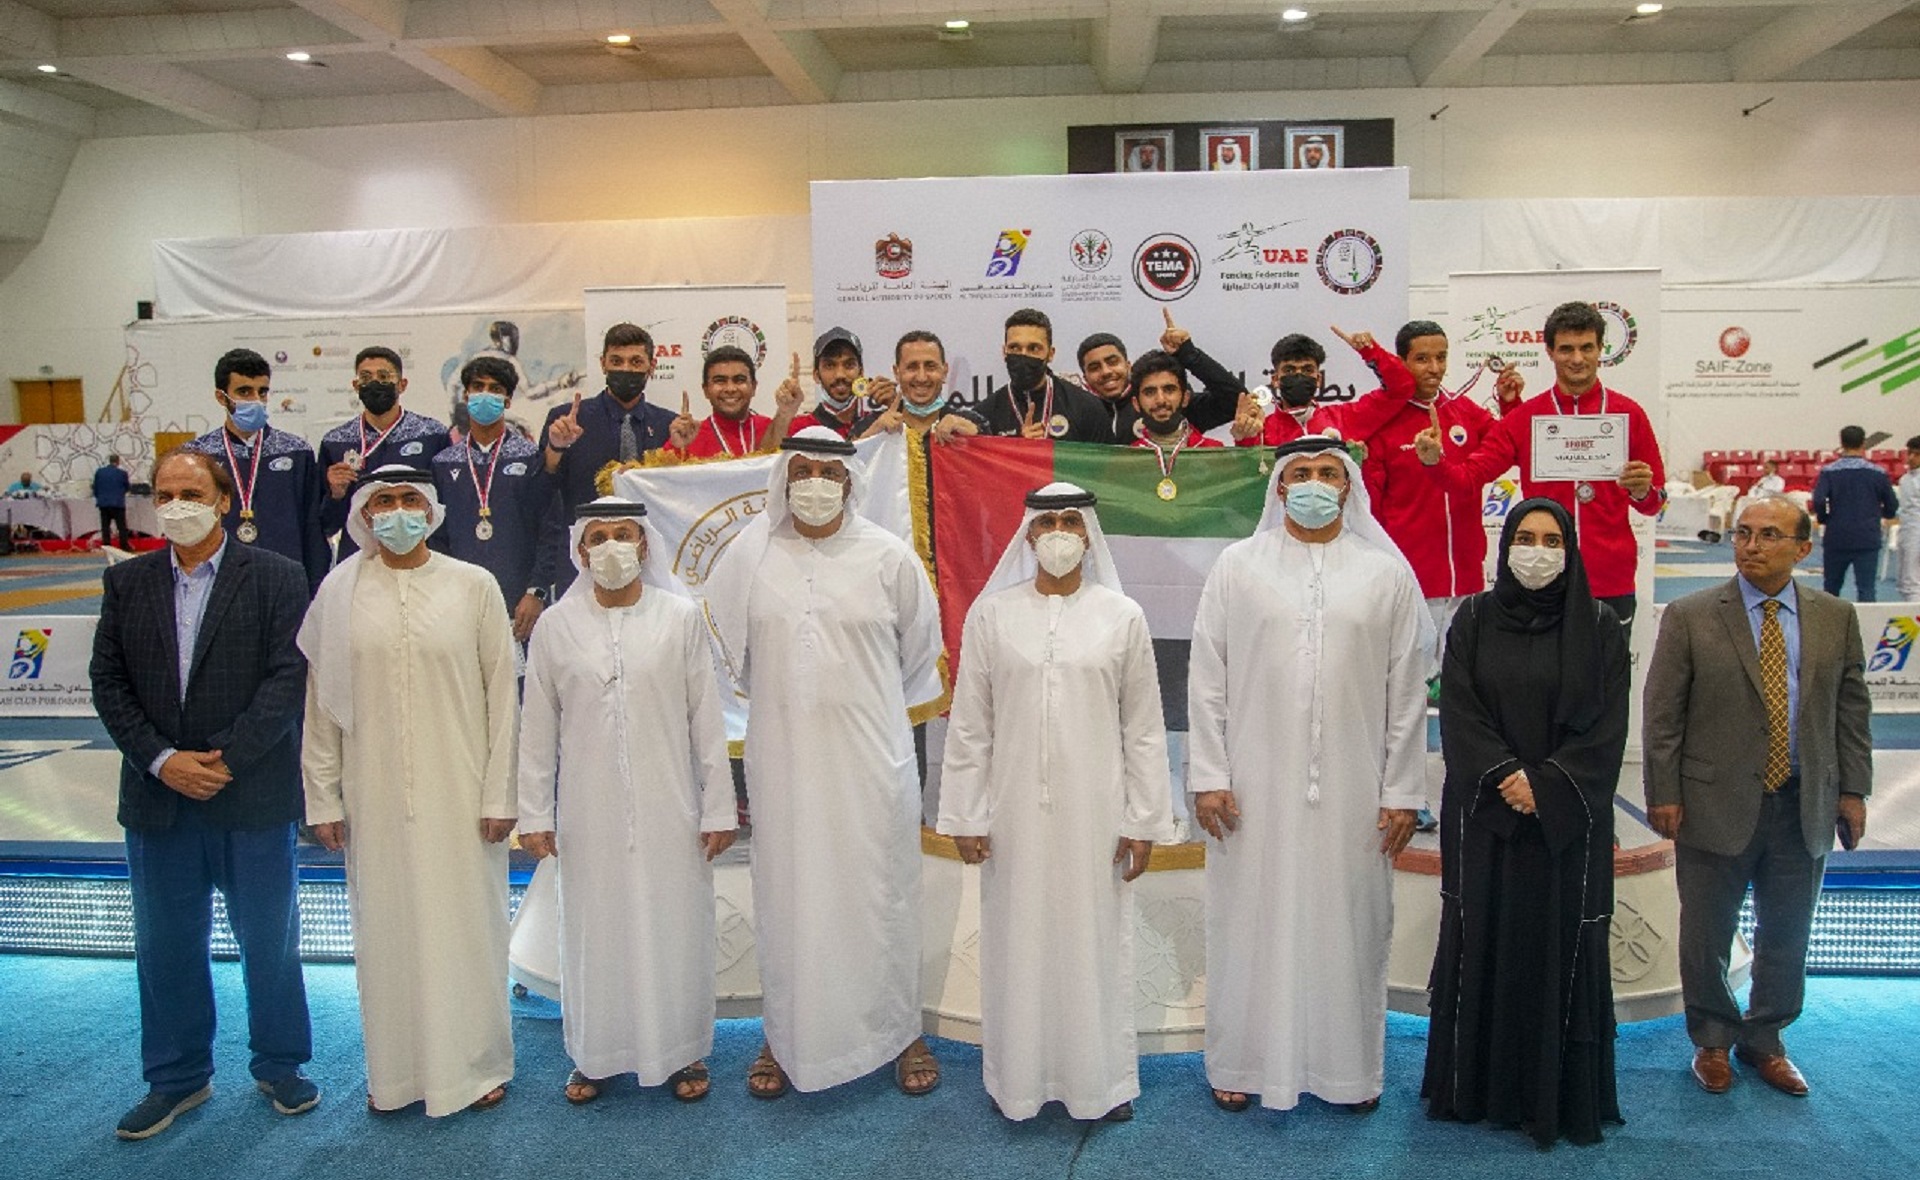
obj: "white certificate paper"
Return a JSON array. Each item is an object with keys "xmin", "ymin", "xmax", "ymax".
[{"xmin": 1532, "ymin": 414, "xmax": 1629, "ymax": 481}]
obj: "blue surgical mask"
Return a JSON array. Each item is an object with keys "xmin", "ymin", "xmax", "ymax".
[
  {"xmin": 466, "ymin": 392, "xmax": 507, "ymax": 426},
  {"xmin": 370, "ymin": 507, "xmax": 431, "ymax": 555},
  {"xmin": 1282, "ymin": 480, "xmax": 1343, "ymax": 530},
  {"xmin": 228, "ymin": 399, "xmax": 269, "ymax": 433},
  {"xmin": 901, "ymin": 392, "xmax": 949, "ymax": 418}
]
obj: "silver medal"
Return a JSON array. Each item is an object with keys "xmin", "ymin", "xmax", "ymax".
[
  {"xmin": 1575, "ymin": 480, "xmax": 1596, "ymax": 504},
  {"xmin": 475, "ymin": 518, "xmax": 494, "ymax": 541},
  {"xmin": 344, "ymin": 449, "xmax": 363, "ymax": 472},
  {"xmin": 236, "ymin": 520, "xmax": 259, "ymax": 543}
]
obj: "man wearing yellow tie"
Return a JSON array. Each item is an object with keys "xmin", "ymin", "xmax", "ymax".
[{"xmin": 1643, "ymin": 496, "xmax": 1872, "ymax": 1099}]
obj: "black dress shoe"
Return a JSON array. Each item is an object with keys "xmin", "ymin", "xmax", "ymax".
[{"xmin": 1102, "ymin": 1101, "xmax": 1134, "ymax": 1122}]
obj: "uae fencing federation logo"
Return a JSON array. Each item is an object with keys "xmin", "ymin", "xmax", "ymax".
[
  {"xmin": 8, "ymin": 629, "xmax": 50, "ymax": 680},
  {"xmin": 875, "ymin": 233, "xmax": 912, "ymax": 279},
  {"xmin": 1869, "ymin": 616, "xmax": 1920, "ymax": 673},
  {"xmin": 1594, "ymin": 301, "xmax": 1639, "ymax": 367},
  {"xmin": 1314, "ymin": 228, "xmax": 1383, "ymax": 295},
  {"xmin": 1133, "ymin": 234, "xmax": 1201, "ymax": 301},
  {"xmin": 1068, "ymin": 229, "xmax": 1113, "ymax": 273},
  {"xmin": 986, "ymin": 229, "xmax": 1031, "ymax": 278},
  {"xmin": 700, "ymin": 316, "xmax": 769, "ymax": 368}
]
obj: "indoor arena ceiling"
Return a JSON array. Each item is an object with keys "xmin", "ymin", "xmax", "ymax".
[{"xmin": 0, "ymin": 0, "xmax": 1914, "ymax": 136}]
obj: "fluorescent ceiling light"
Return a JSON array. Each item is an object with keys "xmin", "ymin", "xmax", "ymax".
[
  {"xmin": 1281, "ymin": 8, "xmax": 1311, "ymax": 21},
  {"xmin": 36, "ymin": 63, "xmax": 58, "ymax": 73},
  {"xmin": 606, "ymin": 33, "xmax": 633, "ymax": 45},
  {"xmin": 1636, "ymin": 3, "xmax": 1664, "ymax": 13},
  {"xmin": 286, "ymin": 51, "xmax": 312, "ymax": 62},
  {"xmin": 944, "ymin": 19, "xmax": 971, "ymax": 30}
]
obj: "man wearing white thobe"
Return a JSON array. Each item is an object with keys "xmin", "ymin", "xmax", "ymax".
[
  {"xmin": 517, "ymin": 497, "xmax": 737, "ymax": 1104},
  {"xmin": 704, "ymin": 428, "xmax": 945, "ymax": 1098},
  {"xmin": 939, "ymin": 483, "xmax": 1173, "ymax": 1122},
  {"xmin": 299, "ymin": 466, "xmax": 519, "ymax": 1116},
  {"xmin": 1188, "ymin": 436, "xmax": 1428, "ymax": 1114}
]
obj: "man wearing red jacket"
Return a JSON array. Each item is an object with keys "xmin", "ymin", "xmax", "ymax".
[
  {"xmin": 1230, "ymin": 329, "xmax": 1419, "ymax": 448},
  {"xmin": 664, "ymin": 346, "xmax": 802, "ymax": 460},
  {"xmin": 1415, "ymin": 301, "xmax": 1666, "ymax": 630},
  {"xmin": 1127, "ymin": 353, "xmax": 1223, "ymax": 482},
  {"xmin": 1356, "ymin": 321, "xmax": 1524, "ymax": 666}
]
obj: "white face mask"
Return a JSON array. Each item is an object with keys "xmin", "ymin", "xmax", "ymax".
[
  {"xmin": 586, "ymin": 539, "xmax": 643, "ymax": 591},
  {"xmin": 158, "ymin": 499, "xmax": 220, "ymax": 547},
  {"xmin": 787, "ymin": 477, "xmax": 846, "ymax": 528},
  {"xmin": 1508, "ymin": 544, "xmax": 1566, "ymax": 591},
  {"xmin": 1033, "ymin": 530, "xmax": 1087, "ymax": 579}
]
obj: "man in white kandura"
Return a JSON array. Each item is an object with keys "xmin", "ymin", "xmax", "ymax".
[
  {"xmin": 703, "ymin": 427, "xmax": 945, "ymax": 1100},
  {"xmin": 517, "ymin": 497, "xmax": 737, "ymax": 1106},
  {"xmin": 299, "ymin": 465, "xmax": 519, "ymax": 1116},
  {"xmin": 1188, "ymin": 435, "xmax": 1429, "ymax": 1116},
  {"xmin": 938, "ymin": 482, "xmax": 1173, "ymax": 1123}
]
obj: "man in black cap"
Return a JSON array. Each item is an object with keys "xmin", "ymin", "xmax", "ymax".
[{"xmin": 789, "ymin": 327, "xmax": 897, "ymax": 439}]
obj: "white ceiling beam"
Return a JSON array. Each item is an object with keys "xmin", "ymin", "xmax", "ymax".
[
  {"xmin": 1409, "ymin": 0, "xmax": 1533, "ymax": 87},
  {"xmin": 709, "ymin": 0, "xmax": 840, "ymax": 104},
  {"xmin": 401, "ymin": 43, "xmax": 542, "ymax": 114},
  {"xmin": 1728, "ymin": 1, "xmax": 1914, "ymax": 82},
  {"xmin": 61, "ymin": 59, "xmax": 260, "ymax": 131},
  {"xmin": 283, "ymin": 0, "xmax": 409, "ymax": 43},
  {"xmin": 0, "ymin": 76, "xmax": 93, "ymax": 138},
  {"xmin": 1092, "ymin": 0, "xmax": 1160, "ymax": 93}
]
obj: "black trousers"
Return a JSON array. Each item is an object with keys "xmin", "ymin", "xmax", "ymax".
[{"xmin": 98, "ymin": 505, "xmax": 130, "ymax": 549}]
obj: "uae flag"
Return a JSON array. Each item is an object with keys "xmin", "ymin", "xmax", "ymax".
[{"xmin": 928, "ymin": 437, "xmax": 1270, "ymax": 730}]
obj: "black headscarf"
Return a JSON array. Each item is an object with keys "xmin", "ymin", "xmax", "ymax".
[{"xmin": 1486, "ymin": 497, "xmax": 1607, "ymax": 732}]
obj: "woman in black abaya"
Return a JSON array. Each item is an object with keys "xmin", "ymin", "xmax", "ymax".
[{"xmin": 1421, "ymin": 497, "xmax": 1629, "ymax": 1148}]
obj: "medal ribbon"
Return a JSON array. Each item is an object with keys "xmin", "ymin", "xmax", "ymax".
[
  {"xmin": 1016, "ymin": 381, "xmax": 1055, "ymax": 436},
  {"xmin": 465, "ymin": 434, "xmax": 502, "ymax": 517},
  {"xmin": 220, "ymin": 426, "xmax": 265, "ymax": 521},
  {"xmin": 357, "ymin": 411, "xmax": 404, "ymax": 464},
  {"xmin": 1147, "ymin": 431, "xmax": 1189, "ymax": 484},
  {"xmin": 713, "ymin": 414, "xmax": 759, "ymax": 458}
]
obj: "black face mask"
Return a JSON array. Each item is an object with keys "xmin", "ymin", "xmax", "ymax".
[
  {"xmin": 358, "ymin": 381, "xmax": 399, "ymax": 416},
  {"xmin": 1277, "ymin": 372, "xmax": 1319, "ymax": 409},
  {"xmin": 606, "ymin": 370, "xmax": 649, "ymax": 403},
  {"xmin": 1004, "ymin": 353, "xmax": 1048, "ymax": 393}
]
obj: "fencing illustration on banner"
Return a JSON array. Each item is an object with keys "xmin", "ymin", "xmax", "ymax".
[{"xmin": 810, "ymin": 170, "xmax": 1409, "ymax": 421}]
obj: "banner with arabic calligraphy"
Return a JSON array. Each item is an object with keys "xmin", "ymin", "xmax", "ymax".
[{"xmin": 809, "ymin": 170, "xmax": 1409, "ymax": 422}]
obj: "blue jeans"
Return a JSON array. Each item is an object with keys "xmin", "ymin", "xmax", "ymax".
[
  {"xmin": 125, "ymin": 808, "xmax": 311, "ymax": 1093},
  {"xmin": 1822, "ymin": 545, "xmax": 1881, "ymax": 601}
]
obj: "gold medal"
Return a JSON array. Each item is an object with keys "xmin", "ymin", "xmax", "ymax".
[{"xmin": 1157, "ymin": 477, "xmax": 1177, "ymax": 501}]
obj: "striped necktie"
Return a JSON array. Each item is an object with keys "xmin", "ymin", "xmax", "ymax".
[
  {"xmin": 1759, "ymin": 599, "xmax": 1790, "ymax": 792},
  {"xmin": 619, "ymin": 412, "xmax": 639, "ymax": 462}
]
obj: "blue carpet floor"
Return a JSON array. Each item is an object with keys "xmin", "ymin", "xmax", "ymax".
[{"xmin": 1, "ymin": 955, "xmax": 1912, "ymax": 1180}]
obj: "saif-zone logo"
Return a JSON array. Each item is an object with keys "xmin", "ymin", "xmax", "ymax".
[
  {"xmin": 1315, "ymin": 229, "xmax": 1383, "ymax": 295},
  {"xmin": 1133, "ymin": 234, "xmax": 1202, "ymax": 301},
  {"xmin": 1068, "ymin": 229, "xmax": 1113, "ymax": 272},
  {"xmin": 1868, "ymin": 615, "xmax": 1920, "ymax": 674},
  {"xmin": 986, "ymin": 228, "xmax": 1032, "ymax": 278},
  {"xmin": 700, "ymin": 316, "xmax": 769, "ymax": 368},
  {"xmin": 8, "ymin": 628, "xmax": 50, "ymax": 680},
  {"xmin": 875, "ymin": 233, "xmax": 912, "ymax": 280},
  {"xmin": 672, "ymin": 490, "xmax": 769, "ymax": 589},
  {"xmin": 1719, "ymin": 326, "xmax": 1751, "ymax": 358},
  {"xmin": 1822, "ymin": 324, "xmax": 1920, "ymax": 397},
  {"xmin": 1594, "ymin": 301, "xmax": 1639, "ymax": 367}
]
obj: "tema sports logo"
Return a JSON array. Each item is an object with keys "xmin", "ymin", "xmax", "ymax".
[
  {"xmin": 8, "ymin": 629, "xmax": 50, "ymax": 680},
  {"xmin": 1869, "ymin": 616, "xmax": 1920, "ymax": 673},
  {"xmin": 986, "ymin": 229, "xmax": 1031, "ymax": 278},
  {"xmin": 1133, "ymin": 234, "xmax": 1202, "ymax": 301}
]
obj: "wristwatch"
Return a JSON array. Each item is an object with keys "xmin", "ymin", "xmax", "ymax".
[{"xmin": 526, "ymin": 586, "xmax": 548, "ymax": 603}]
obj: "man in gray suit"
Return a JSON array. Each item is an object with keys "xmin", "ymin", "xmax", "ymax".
[{"xmin": 1644, "ymin": 496, "xmax": 1871, "ymax": 1098}]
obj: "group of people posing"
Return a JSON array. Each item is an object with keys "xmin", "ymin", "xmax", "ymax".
[{"xmin": 90, "ymin": 299, "xmax": 1868, "ymax": 1153}]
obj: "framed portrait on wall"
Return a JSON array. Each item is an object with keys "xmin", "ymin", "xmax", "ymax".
[
  {"xmin": 1200, "ymin": 128, "xmax": 1258, "ymax": 172},
  {"xmin": 1116, "ymin": 130, "xmax": 1174, "ymax": 173},
  {"xmin": 1286, "ymin": 126, "xmax": 1343, "ymax": 170}
]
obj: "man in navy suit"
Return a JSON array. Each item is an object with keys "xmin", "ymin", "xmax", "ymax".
[{"xmin": 91, "ymin": 449, "xmax": 317, "ymax": 1140}]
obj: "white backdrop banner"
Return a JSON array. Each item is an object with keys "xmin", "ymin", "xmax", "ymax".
[
  {"xmin": 809, "ymin": 170, "xmax": 1410, "ymax": 412},
  {"xmin": 1, "ymin": 616, "xmax": 97, "ymax": 717},
  {"xmin": 122, "ymin": 311, "xmax": 587, "ymax": 450},
  {"xmin": 582, "ymin": 286, "xmax": 791, "ymax": 419}
]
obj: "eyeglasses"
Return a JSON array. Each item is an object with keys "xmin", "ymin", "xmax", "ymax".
[{"xmin": 1732, "ymin": 526, "xmax": 1805, "ymax": 545}]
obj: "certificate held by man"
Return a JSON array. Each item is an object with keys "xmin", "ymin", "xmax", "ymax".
[{"xmin": 1531, "ymin": 414, "xmax": 1629, "ymax": 482}]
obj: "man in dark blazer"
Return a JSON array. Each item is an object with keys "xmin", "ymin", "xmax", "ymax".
[
  {"xmin": 91, "ymin": 449, "xmax": 317, "ymax": 1139},
  {"xmin": 1644, "ymin": 495, "xmax": 1871, "ymax": 1098}
]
